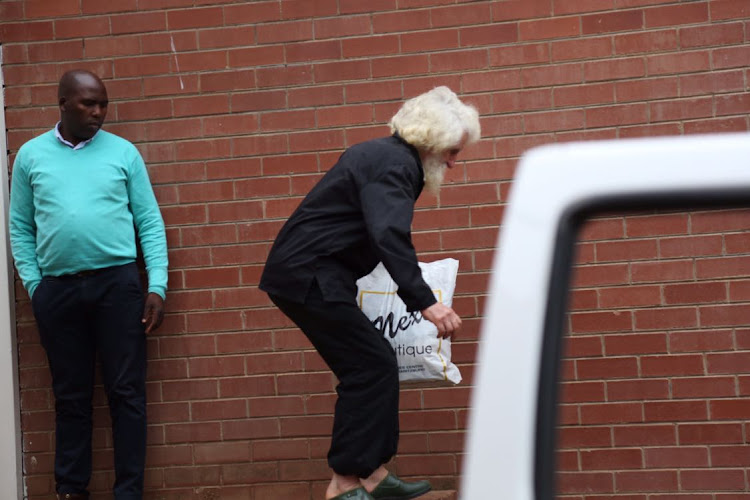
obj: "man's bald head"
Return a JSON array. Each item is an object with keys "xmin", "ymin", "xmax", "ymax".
[
  {"xmin": 58, "ymin": 69, "xmax": 105, "ymax": 100},
  {"xmin": 57, "ymin": 70, "xmax": 108, "ymax": 145}
]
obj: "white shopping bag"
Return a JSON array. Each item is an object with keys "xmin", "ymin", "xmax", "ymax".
[{"xmin": 356, "ymin": 258, "xmax": 462, "ymax": 384}]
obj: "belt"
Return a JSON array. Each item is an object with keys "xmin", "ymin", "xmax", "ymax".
[{"xmin": 55, "ymin": 268, "xmax": 109, "ymax": 279}]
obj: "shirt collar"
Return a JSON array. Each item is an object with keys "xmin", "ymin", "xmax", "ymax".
[{"xmin": 54, "ymin": 122, "xmax": 98, "ymax": 150}]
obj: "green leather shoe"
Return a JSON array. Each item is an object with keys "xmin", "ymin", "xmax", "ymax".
[
  {"xmin": 370, "ymin": 473, "xmax": 432, "ymax": 500},
  {"xmin": 330, "ymin": 487, "xmax": 375, "ymax": 500}
]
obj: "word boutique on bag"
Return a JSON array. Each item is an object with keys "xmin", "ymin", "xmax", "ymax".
[{"xmin": 356, "ymin": 259, "xmax": 462, "ymax": 384}]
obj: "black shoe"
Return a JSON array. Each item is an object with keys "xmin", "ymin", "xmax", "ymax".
[
  {"xmin": 370, "ymin": 473, "xmax": 432, "ymax": 500},
  {"xmin": 330, "ymin": 487, "xmax": 375, "ymax": 500}
]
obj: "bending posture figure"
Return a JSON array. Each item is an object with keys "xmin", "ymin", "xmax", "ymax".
[
  {"xmin": 260, "ymin": 86, "xmax": 480, "ymax": 500},
  {"xmin": 9, "ymin": 70, "xmax": 168, "ymax": 500}
]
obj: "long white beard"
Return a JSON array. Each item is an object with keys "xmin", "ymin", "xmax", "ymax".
[{"xmin": 423, "ymin": 155, "xmax": 446, "ymax": 195}]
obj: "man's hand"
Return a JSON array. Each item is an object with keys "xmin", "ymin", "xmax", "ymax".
[
  {"xmin": 421, "ymin": 302, "xmax": 461, "ymax": 339},
  {"xmin": 142, "ymin": 293, "xmax": 165, "ymax": 334}
]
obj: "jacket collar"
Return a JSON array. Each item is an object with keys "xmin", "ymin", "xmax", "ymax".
[{"xmin": 392, "ymin": 133, "xmax": 425, "ymax": 196}]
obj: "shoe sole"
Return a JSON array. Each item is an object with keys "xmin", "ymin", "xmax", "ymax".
[{"xmin": 375, "ymin": 486, "xmax": 432, "ymax": 500}]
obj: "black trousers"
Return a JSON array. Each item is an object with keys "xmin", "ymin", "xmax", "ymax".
[
  {"xmin": 269, "ymin": 280, "xmax": 400, "ymax": 478},
  {"xmin": 31, "ymin": 263, "xmax": 147, "ymax": 500}
]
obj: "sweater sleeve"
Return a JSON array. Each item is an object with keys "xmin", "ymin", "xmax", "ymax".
[
  {"xmin": 9, "ymin": 149, "xmax": 42, "ymax": 298},
  {"xmin": 359, "ymin": 164, "xmax": 436, "ymax": 312},
  {"xmin": 126, "ymin": 147, "xmax": 169, "ymax": 299}
]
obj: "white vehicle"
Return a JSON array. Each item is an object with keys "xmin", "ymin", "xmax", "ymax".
[{"xmin": 462, "ymin": 133, "xmax": 750, "ymax": 499}]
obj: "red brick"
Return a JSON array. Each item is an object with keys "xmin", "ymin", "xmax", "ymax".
[
  {"xmin": 29, "ymin": 40, "xmax": 85, "ymax": 63},
  {"xmin": 711, "ymin": 0, "xmax": 750, "ymax": 20},
  {"xmin": 670, "ymin": 329, "xmax": 734, "ymax": 353},
  {"xmin": 614, "ymin": 424, "xmax": 676, "ymax": 446},
  {"xmin": 0, "ymin": 1, "xmax": 24, "ymax": 21},
  {"xmin": 111, "ymin": 11, "xmax": 166, "ymax": 35},
  {"xmin": 520, "ymin": 16, "xmax": 580, "ymax": 41},
  {"xmin": 679, "ymin": 423, "xmax": 744, "ymax": 444},
  {"xmin": 648, "ymin": 50, "xmax": 711, "ymax": 75},
  {"xmin": 221, "ymin": 462, "xmax": 280, "ymax": 483},
  {"xmin": 681, "ymin": 22, "xmax": 744, "ymax": 48},
  {"xmin": 558, "ymin": 426, "xmax": 612, "ymax": 448},
  {"xmin": 652, "ymin": 96, "xmax": 715, "ymax": 122},
  {"xmin": 608, "ymin": 379, "xmax": 670, "ymax": 401},
  {"xmin": 316, "ymin": 104, "xmax": 374, "ymax": 128},
  {"xmin": 577, "ymin": 356, "xmax": 639, "ymax": 380},
  {"xmin": 603, "ymin": 331, "xmax": 666, "ymax": 356},
  {"xmin": 664, "ymin": 282, "xmax": 727, "ymax": 305},
  {"xmin": 373, "ymin": 10, "xmax": 431, "ymax": 33},
  {"xmin": 713, "ymin": 45, "xmax": 750, "ymax": 70},
  {"xmin": 81, "ymin": 0, "xmax": 136, "ymax": 13},
  {"xmin": 167, "ymin": 7, "xmax": 223, "ymax": 29},
  {"xmin": 522, "ymin": 62, "xmax": 583, "ymax": 87},
  {"xmin": 711, "ymin": 445, "xmax": 750, "ymax": 467},
  {"xmin": 203, "ymin": 114, "xmax": 260, "ymax": 138},
  {"xmin": 431, "ymin": 49, "xmax": 488, "ymax": 73},
  {"xmin": 228, "ymin": 45, "xmax": 285, "ymax": 68},
  {"xmin": 557, "ymin": 471, "xmax": 614, "ymax": 494},
  {"xmin": 564, "ymin": 335, "xmax": 603, "ymax": 360},
  {"xmin": 559, "ymin": 381, "xmax": 606, "ymax": 403},
  {"xmin": 644, "ymin": 400, "xmax": 708, "ymax": 422},
  {"xmin": 142, "ymin": 31, "xmax": 198, "ymax": 54},
  {"xmin": 313, "ymin": 14, "xmax": 371, "ymax": 39},
  {"xmin": 645, "ymin": 447, "xmax": 709, "ymax": 468},
  {"xmin": 257, "ymin": 65, "xmax": 313, "ymax": 88},
  {"xmin": 682, "ymin": 469, "xmax": 745, "ymax": 491},
  {"xmin": 674, "ymin": 376, "xmax": 736, "ymax": 398},
  {"xmin": 587, "ymin": 103, "xmax": 648, "ymax": 128},
  {"xmin": 224, "ymin": 2, "xmax": 281, "ymax": 25},
  {"xmin": 716, "ymin": 93, "xmax": 750, "ymax": 117},
  {"xmin": 580, "ymin": 402, "xmax": 643, "ymax": 425},
  {"xmin": 432, "ymin": 3, "xmax": 492, "ymax": 28},
  {"xmin": 281, "ymin": 0, "xmax": 337, "ymax": 19},
  {"xmin": 252, "ymin": 438, "xmax": 309, "ymax": 461},
  {"xmin": 573, "ymin": 264, "xmax": 629, "ymax": 287},
  {"xmin": 682, "ymin": 70, "xmax": 745, "ymax": 98},
  {"xmin": 143, "ymin": 74, "xmax": 199, "ymax": 96},
  {"xmin": 460, "ymin": 24, "xmax": 517, "ymax": 47},
  {"xmin": 581, "ymin": 449, "xmax": 643, "ymax": 470},
  {"xmin": 490, "ymin": 42, "xmax": 549, "ymax": 67},
  {"xmin": 340, "ymin": 0, "xmax": 395, "ymax": 13},
  {"xmin": 554, "ymin": 0, "xmax": 616, "ymax": 15},
  {"xmin": 195, "ymin": 441, "xmax": 251, "ymax": 463},
  {"xmin": 0, "ymin": 21, "xmax": 54, "ymax": 42},
  {"xmin": 647, "ymin": 3, "xmax": 709, "ymax": 28},
  {"xmin": 635, "ymin": 307, "xmax": 698, "ymax": 331},
  {"xmin": 257, "ymin": 20, "xmax": 313, "ymax": 44},
  {"xmin": 586, "ymin": 57, "xmax": 646, "ymax": 82},
  {"xmin": 492, "ymin": 0, "xmax": 551, "ymax": 21},
  {"xmin": 615, "ymin": 29, "xmax": 678, "ymax": 54},
  {"xmin": 198, "ymin": 26, "xmax": 255, "ymax": 49},
  {"xmin": 315, "ymin": 59, "xmax": 372, "ymax": 82},
  {"xmin": 582, "ymin": 10, "xmax": 643, "ymax": 34},
  {"xmin": 552, "ymin": 36, "xmax": 612, "ymax": 62},
  {"xmin": 285, "ymin": 40, "xmax": 342, "ymax": 63},
  {"xmin": 86, "ymin": 36, "xmax": 144, "ymax": 59}
]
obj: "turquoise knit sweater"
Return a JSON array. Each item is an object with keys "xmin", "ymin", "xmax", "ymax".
[{"xmin": 9, "ymin": 129, "xmax": 168, "ymax": 298}]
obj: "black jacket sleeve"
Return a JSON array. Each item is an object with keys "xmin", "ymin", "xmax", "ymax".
[{"xmin": 359, "ymin": 163, "xmax": 437, "ymax": 312}]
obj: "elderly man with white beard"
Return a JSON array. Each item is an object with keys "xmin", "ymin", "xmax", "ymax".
[{"xmin": 260, "ymin": 86, "xmax": 480, "ymax": 500}]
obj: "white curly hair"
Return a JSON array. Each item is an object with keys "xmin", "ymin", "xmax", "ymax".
[{"xmin": 389, "ymin": 86, "xmax": 481, "ymax": 153}]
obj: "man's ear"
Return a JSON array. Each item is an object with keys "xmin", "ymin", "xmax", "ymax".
[{"xmin": 58, "ymin": 96, "xmax": 67, "ymax": 112}]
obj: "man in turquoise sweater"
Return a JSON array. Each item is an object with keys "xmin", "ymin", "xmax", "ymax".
[{"xmin": 9, "ymin": 70, "xmax": 168, "ymax": 500}]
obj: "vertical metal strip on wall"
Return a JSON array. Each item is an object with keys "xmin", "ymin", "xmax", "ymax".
[{"xmin": 0, "ymin": 44, "xmax": 24, "ymax": 500}]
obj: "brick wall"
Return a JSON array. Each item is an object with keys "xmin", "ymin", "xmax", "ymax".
[{"xmin": 2, "ymin": 0, "xmax": 749, "ymax": 498}]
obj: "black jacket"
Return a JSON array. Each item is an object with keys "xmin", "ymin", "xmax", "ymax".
[{"xmin": 259, "ymin": 135, "xmax": 437, "ymax": 312}]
